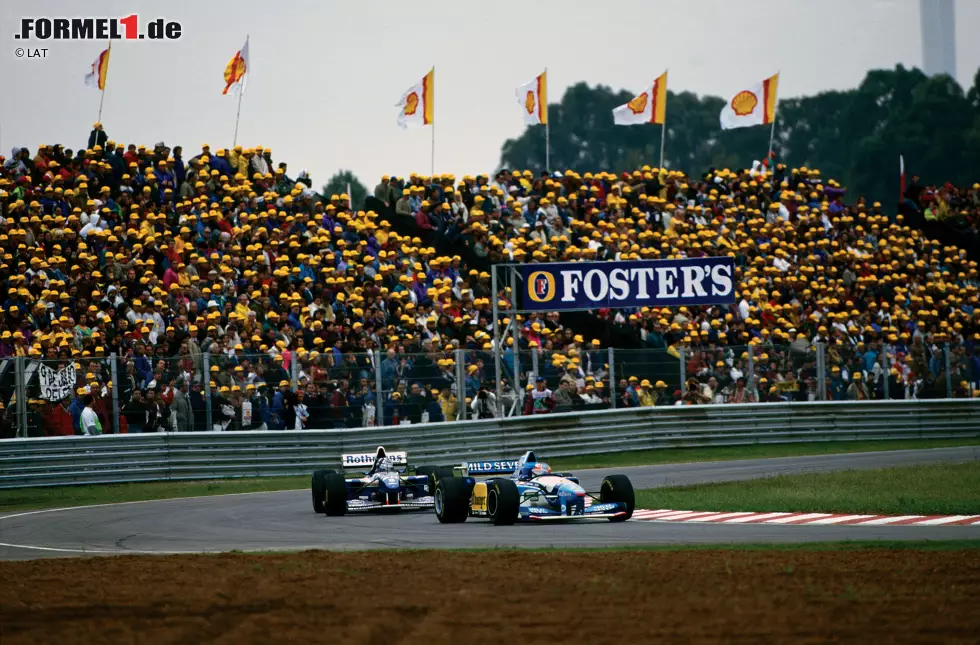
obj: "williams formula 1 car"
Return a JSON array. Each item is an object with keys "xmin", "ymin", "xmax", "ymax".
[
  {"xmin": 311, "ymin": 446, "xmax": 454, "ymax": 515},
  {"xmin": 433, "ymin": 450, "xmax": 635, "ymax": 525}
]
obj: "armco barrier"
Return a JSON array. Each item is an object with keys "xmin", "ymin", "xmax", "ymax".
[{"xmin": 0, "ymin": 399, "xmax": 978, "ymax": 489}]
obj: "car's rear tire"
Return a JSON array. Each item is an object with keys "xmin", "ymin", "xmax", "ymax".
[
  {"xmin": 417, "ymin": 465, "xmax": 455, "ymax": 495},
  {"xmin": 311, "ymin": 469, "xmax": 336, "ymax": 513},
  {"xmin": 487, "ymin": 479, "xmax": 520, "ymax": 526},
  {"xmin": 434, "ymin": 477, "xmax": 470, "ymax": 523},
  {"xmin": 600, "ymin": 474, "xmax": 635, "ymax": 522},
  {"xmin": 323, "ymin": 473, "xmax": 349, "ymax": 516}
]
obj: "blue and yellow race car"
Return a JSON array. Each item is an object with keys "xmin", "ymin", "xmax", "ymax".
[{"xmin": 433, "ymin": 450, "xmax": 635, "ymax": 525}]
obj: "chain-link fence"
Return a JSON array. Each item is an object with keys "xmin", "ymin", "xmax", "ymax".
[{"xmin": 2, "ymin": 341, "xmax": 977, "ymax": 437}]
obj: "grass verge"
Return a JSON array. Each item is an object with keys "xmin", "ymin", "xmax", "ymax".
[
  {"xmin": 636, "ymin": 461, "xmax": 980, "ymax": 516},
  {"xmin": 1, "ymin": 437, "xmax": 975, "ymax": 513},
  {"xmin": 550, "ymin": 437, "xmax": 979, "ymax": 470},
  {"xmin": 0, "ymin": 476, "xmax": 308, "ymax": 513}
]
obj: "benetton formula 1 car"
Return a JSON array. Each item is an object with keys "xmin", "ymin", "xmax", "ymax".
[
  {"xmin": 433, "ymin": 450, "xmax": 635, "ymax": 525},
  {"xmin": 311, "ymin": 446, "xmax": 454, "ymax": 515}
]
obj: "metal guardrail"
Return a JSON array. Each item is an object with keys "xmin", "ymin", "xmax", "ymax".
[{"xmin": 0, "ymin": 399, "xmax": 978, "ymax": 489}]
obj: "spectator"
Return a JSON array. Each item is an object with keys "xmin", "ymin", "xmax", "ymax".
[
  {"xmin": 728, "ymin": 377, "xmax": 755, "ymax": 403},
  {"xmin": 436, "ymin": 387, "xmax": 457, "ymax": 421},
  {"xmin": 78, "ymin": 394, "xmax": 102, "ymax": 436},
  {"xmin": 637, "ymin": 380, "xmax": 656, "ymax": 407},
  {"xmin": 1, "ymin": 133, "xmax": 976, "ymax": 439},
  {"xmin": 471, "ymin": 387, "xmax": 497, "ymax": 419},
  {"xmin": 41, "ymin": 398, "xmax": 74, "ymax": 437},
  {"xmin": 846, "ymin": 372, "xmax": 870, "ymax": 401},
  {"xmin": 172, "ymin": 379, "xmax": 193, "ymax": 432},
  {"xmin": 529, "ymin": 377, "xmax": 554, "ymax": 414}
]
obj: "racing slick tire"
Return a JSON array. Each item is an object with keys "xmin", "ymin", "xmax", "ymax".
[
  {"xmin": 311, "ymin": 469, "xmax": 336, "ymax": 514},
  {"xmin": 434, "ymin": 477, "xmax": 470, "ymax": 524},
  {"xmin": 487, "ymin": 478, "xmax": 520, "ymax": 526},
  {"xmin": 322, "ymin": 472, "xmax": 349, "ymax": 516},
  {"xmin": 599, "ymin": 474, "xmax": 635, "ymax": 522}
]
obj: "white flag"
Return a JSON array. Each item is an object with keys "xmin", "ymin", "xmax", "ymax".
[
  {"xmin": 515, "ymin": 71, "xmax": 548, "ymax": 125},
  {"xmin": 396, "ymin": 68, "xmax": 434, "ymax": 129},
  {"xmin": 84, "ymin": 47, "xmax": 110, "ymax": 90},
  {"xmin": 613, "ymin": 71, "xmax": 668, "ymax": 126},
  {"xmin": 222, "ymin": 37, "xmax": 249, "ymax": 95},
  {"xmin": 720, "ymin": 73, "xmax": 779, "ymax": 130}
]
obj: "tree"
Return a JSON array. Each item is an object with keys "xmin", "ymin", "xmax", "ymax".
[
  {"xmin": 499, "ymin": 66, "xmax": 980, "ymax": 201},
  {"xmin": 321, "ymin": 169, "xmax": 368, "ymax": 210}
]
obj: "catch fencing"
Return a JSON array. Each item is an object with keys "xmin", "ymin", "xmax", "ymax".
[{"xmin": 0, "ymin": 399, "xmax": 977, "ymax": 489}]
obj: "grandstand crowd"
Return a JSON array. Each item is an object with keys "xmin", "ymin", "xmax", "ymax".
[{"xmin": 0, "ymin": 125, "xmax": 978, "ymax": 436}]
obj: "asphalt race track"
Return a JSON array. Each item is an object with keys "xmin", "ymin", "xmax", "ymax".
[{"xmin": 1, "ymin": 446, "xmax": 977, "ymax": 560}]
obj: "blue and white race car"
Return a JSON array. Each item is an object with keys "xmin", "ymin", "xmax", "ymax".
[
  {"xmin": 311, "ymin": 446, "xmax": 454, "ymax": 515},
  {"xmin": 433, "ymin": 450, "xmax": 635, "ymax": 525}
]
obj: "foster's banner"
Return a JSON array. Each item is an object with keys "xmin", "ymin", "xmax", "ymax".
[{"xmin": 519, "ymin": 257, "xmax": 735, "ymax": 311}]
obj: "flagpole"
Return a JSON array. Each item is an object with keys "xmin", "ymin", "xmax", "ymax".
[
  {"xmin": 544, "ymin": 67, "xmax": 550, "ymax": 172},
  {"xmin": 659, "ymin": 122, "xmax": 666, "ymax": 170},
  {"xmin": 430, "ymin": 65, "xmax": 435, "ymax": 177},
  {"xmin": 233, "ymin": 88, "xmax": 244, "ymax": 147},
  {"xmin": 233, "ymin": 34, "xmax": 248, "ymax": 147},
  {"xmin": 97, "ymin": 41, "xmax": 111, "ymax": 124},
  {"xmin": 767, "ymin": 113, "xmax": 777, "ymax": 159}
]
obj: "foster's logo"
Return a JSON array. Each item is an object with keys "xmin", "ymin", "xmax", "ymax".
[{"xmin": 526, "ymin": 270, "xmax": 556, "ymax": 303}]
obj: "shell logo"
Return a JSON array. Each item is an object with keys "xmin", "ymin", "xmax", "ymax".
[
  {"xmin": 525, "ymin": 90, "xmax": 536, "ymax": 115},
  {"xmin": 627, "ymin": 92, "xmax": 648, "ymax": 115},
  {"xmin": 730, "ymin": 90, "xmax": 758, "ymax": 116},
  {"xmin": 404, "ymin": 92, "xmax": 419, "ymax": 116}
]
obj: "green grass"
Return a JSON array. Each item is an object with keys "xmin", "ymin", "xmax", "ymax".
[
  {"xmin": 0, "ymin": 476, "xmax": 308, "ymax": 513},
  {"xmin": 637, "ymin": 461, "xmax": 980, "ymax": 516},
  {"xmin": 1, "ymin": 437, "xmax": 976, "ymax": 514},
  {"xmin": 549, "ymin": 437, "xmax": 980, "ymax": 470}
]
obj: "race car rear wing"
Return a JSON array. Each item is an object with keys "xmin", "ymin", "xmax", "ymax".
[
  {"xmin": 342, "ymin": 451, "xmax": 408, "ymax": 470},
  {"xmin": 465, "ymin": 460, "xmax": 521, "ymax": 475}
]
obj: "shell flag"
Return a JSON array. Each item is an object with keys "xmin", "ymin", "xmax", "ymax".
[
  {"xmin": 396, "ymin": 68, "xmax": 435, "ymax": 129},
  {"xmin": 515, "ymin": 71, "xmax": 547, "ymax": 125},
  {"xmin": 222, "ymin": 37, "xmax": 250, "ymax": 95},
  {"xmin": 613, "ymin": 71, "xmax": 668, "ymax": 126},
  {"xmin": 83, "ymin": 47, "xmax": 111, "ymax": 91},
  {"xmin": 720, "ymin": 73, "xmax": 779, "ymax": 130}
]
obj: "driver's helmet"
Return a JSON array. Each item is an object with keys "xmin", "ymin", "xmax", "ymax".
[{"xmin": 519, "ymin": 461, "xmax": 551, "ymax": 479}]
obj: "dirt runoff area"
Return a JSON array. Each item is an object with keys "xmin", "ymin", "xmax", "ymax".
[{"xmin": 2, "ymin": 548, "xmax": 978, "ymax": 644}]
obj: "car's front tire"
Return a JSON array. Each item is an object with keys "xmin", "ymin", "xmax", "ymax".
[
  {"xmin": 487, "ymin": 479, "xmax": 520, "ymax": 526},
  {"xmin": 434, "ymin": 477, "xmax": 470, "ymax": 523},
  {"xmin": 322, "ymin": 473, "xmax": 349, "ymax": 516},
  {"xmin": 600, "ymin": 474, "xmax": 635, "ymax": 522},
  {"xmin": 311, "ymin": 469, "xmax": 336, "ymax": 513}
]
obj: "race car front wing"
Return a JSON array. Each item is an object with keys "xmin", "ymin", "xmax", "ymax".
[
  {"xmin": 346, "ymin": 497, "xmax": 435, "ymax": 512},
  {"xmin": 520, "ymin": 501, "xmax": 628, "ymax": 521}
]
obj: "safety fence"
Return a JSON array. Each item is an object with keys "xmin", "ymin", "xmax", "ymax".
[
  {"xmin": 0, "ymin": 399, "xmax": 977, "ymax": 489},
  {"xmin": 2, "ymin": 340, "xmax": 978, "ymax": 439}
]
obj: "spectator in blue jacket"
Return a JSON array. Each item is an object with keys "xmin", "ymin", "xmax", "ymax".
[{"xmin": 68, "ymin": 390, "xmax": 85, "ymax": 434}]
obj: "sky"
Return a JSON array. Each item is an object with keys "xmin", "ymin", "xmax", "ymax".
[{"xmin": 1, "ymin": 0, "xmax": 977, "ymax": 190}]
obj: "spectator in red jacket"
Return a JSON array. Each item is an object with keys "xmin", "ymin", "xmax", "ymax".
[{"xmin": 41, "ymin": 399, "xmax": 74, "ymax": 436}]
